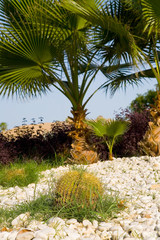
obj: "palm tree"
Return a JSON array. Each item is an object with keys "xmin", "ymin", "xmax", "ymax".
[
  {"xmin": 136, "ymin": 0, "xmax": 160, "ymax": 156},
  {"xmin": 0, "ymin": 0, "xmax": 97, "ymax": 164},
  {"xmin": 103, "ymin": 0, "xmax": 160, "ymax": 156},
  {"xmin": 67, "ymin": 0, "xmax": 160, "ymax": 156},
  {"xmin": 0, "ymin": 0, "xmax": 140, "ymax": 163},
  {"xmin": 101, "ymin": 0, "xmax": 160, "ymax": 156}
]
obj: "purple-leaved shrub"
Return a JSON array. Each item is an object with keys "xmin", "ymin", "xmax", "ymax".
[
  {"xmin": 114, "ymin": 108, "xmax": 151, "ymax": 157},
  {"xmin": 0, "ymin": 134, "xmax": 17, "ymax": 165},
  {"xmin": 5, "ymin": 122, "xmax": 73, "ymax": 163}
]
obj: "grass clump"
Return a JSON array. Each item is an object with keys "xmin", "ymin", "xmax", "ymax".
[
  {"xmin": 0, "ymin": 161, "xmax": 40, "ymax": 188},
  {"xmin": 0, "ymin": 151, "xmax": 69, "ymax": 188},
  {"xmin": 52, "ymin": 152, "xmax": 69, "ymax": 167},
  {"xmin": 0, "ymin": 191, "xmax": 123, "ymax": 228}
]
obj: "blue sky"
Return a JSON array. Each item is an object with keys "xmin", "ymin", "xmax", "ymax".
[{"xmin": 0, "ymin": 72, "xmax": 157, "ymax": 129}]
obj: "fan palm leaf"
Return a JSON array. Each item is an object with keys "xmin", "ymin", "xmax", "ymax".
[
  {"xmin": 94, "ymin": 0, "xmax": 160, "ymax": 96},
  {"xmin": 101, "ymin": 65, "xmax": 157, "ymax": 95},
  {"xmin": 0, "ymin": 16, "xmax": 63, "ymax": 98},
  {"xmin": 86, "ymin": 118, "xmax": 107, "ymax": 137},
  {"xmin": 141, "ymin": 0, "xmax": 160, "ymax": 35},
  {"xmin": 61, "ymin": 0, "xmax": 142, "ymax": 65},
  {"xmin": 86, "ymin": 118, "xmax": 130, "ymax": 160}
]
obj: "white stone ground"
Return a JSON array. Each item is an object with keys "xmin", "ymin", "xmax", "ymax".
[{"xmin": 1, "ymin": 156, "xmax": 160, "ymax": 239}]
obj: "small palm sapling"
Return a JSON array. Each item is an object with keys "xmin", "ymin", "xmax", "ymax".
[{"xmin": 86, "ymin": 118, "xmax": 130, "ymax": 160}]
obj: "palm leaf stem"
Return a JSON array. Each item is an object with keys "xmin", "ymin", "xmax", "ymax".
[
  {"xmin": 60, "ymin": 60, "xmax": 74, "ymax": 92},
  {"xmin": 83, "ymin": 83, "xmax": 104, "ymax": 109},
  {"xmin": 153, "ymin": 40, "xmax": 160, "ymax": 77},
  {"xmin": 80, "ymin": 63, "xmax": 104, "ymax": 106},
  {"xmin": 79, "ymin": 50, "xmax": 99, "ymax": 97},
  {"xmin": 139, "ymin": 48, "xmax": 160, "ymax": 87},
  {"xmin": 105, "ymin": 137, "xmax": 115, "ymax": 157},
  {"xmin": 45, "ymin": 68, "xmax": 78, "ymax": 108},
  {"xmin": 68, "ymin": 42, "xmax": 79, "ymax": 102}
]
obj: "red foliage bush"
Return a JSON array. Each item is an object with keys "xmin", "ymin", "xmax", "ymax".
[
  {"xmin": 114, "ymin": 108, "xmax": 151, "ymax": 157},
  {"xmin": 7, "ymin": 122, "xmax": 73, "ymax": 162},
  {"xmin": 0, "ymin": 134, "xmax": 17, "ymax": 165}
]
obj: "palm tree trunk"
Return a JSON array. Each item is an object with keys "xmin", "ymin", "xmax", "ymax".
[
  {"xmin": 139, "ymin": 91, "xmax": 160, "ymax": 156},
  {"xmin": 68, "ymin": 106, "xmax": 98, "ymax": 164}
]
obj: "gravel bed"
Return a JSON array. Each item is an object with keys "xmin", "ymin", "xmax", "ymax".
[{"xmin": 1, "ymin": 156, "xmax": 160, "ymax": 239}]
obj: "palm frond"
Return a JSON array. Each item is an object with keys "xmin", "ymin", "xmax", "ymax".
[
  {"xmin": 70, "ymin": 0, "xmax": 141, "ymax": 65},
  {"xmin": 86, "ymin": 118, "xmax": 107, "ymax": 137},
  {"xmin": 141, "ymin": 0, "xmax": 160, "ymax": 35},
  {"xmin": 86, "ymin": 118, "xmax": 130, "ymax": 138},
  {"xmin": 0, "ymin": 2, "xmax": 68, "ymax": 98},
  {"xmin": 104, "ymin": 119, "xmax": 130, "ymax": 138},
  {"xmin": 101, "ymin": 63, "xmax": 133, "ymax": 74},
  {"xmin": 101, "ymin": 65, "xmax": 157, "ymax": 95}
]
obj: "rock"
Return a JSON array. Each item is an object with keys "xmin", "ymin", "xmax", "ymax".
[
  {"xmin": 48, "ymin": 217, "xmax": 65, "ymax": 225},
  {"xmin": 100, "ymin": 230, "xmax": 112, "ymax": 239},
  {"xmin": 112, "ymin": 231, "xmax": 125, "ymax": 240},
  {"xmin": 140, "ymin": 196, "xmax": 153, "ymax": 204},
  {"xmin": 27, "ymin": 220, "xmax": 47, "ymax": 231},
  {"xmin": 11, "ymin": 213, "xmax": 30, "ymax": 228},
  {"xmin": 35, "ymin": 227, "xmax": 56, "ymax": 239},
  {"xmin": 110, "ymin": 225, "xmax": 124, "ymax": 232},
  {"xmin": 31, "ymin": 238, "xmax": 42, "ymax": 240},
  {"xmin": 61, "ymin": 237, "xmax": 72, "ymax": 240},
  {"xmin": 98, "ymin": 222, "xmax": 113, "ymax": 231},
  {"xmin": 82, "ymin": 226, "xmax": 95, "ymax": 236},
  {"xmin": 47, "ymin": 217, "xmax": 65, "ymax": 230},
  {"xmin": 92, "ymin": 220, "xmax": 98, "ymax": 229},
  {"xmin": 140, "ymin": 210, "xmax": 152, "ymax": 218},
  {"xmin": 129, "ymin": 223, "xmax": 145, "ymax": 236},
  {"xmin": 64, "ymin": 228, "xmax": 81, "ymax": 239},
  {"xmin": 66, "ymin": 219, "xmax": 77, "ymax": 225},
  {"xmin": 7, "ymin": 231, "xmax": 18, "ymax": 240},
  {"xmin": 3, "ymin": 156, "xmax": 160, "ymax": 239},
  {"xmin": 68, "ymin": 224, "xmax": 77, "ymax": 230},
  {"xmin": 55, "ymin": 229, "xmax": 67, "ymax": 238},
  {"xmin": 79, "ymin": 226, "xmax": 87, "ymax": 235},
  {"xmin": 155, "ymin": 224, "xmax": 160, "ymax": 232},
  {"xmin": 16, "ymin": 192, "xmax": 27, "ymax": 200},
  {"xmin": 141, "ymin": 230, "xmax": 158, "ymax": 240},
  {"xmin": 82, "ymin": 220, "xmax": 92, "ymax": 227},
  {"xmin": 124, "ymin": 238, "xmax": 139, "ymax": 240},
  {"xmin": 0, "ymin": 231, "xmax": 10, "ymax": 239},
  {"xmin": 81, "ymin": 236, "xmax": 101, "ymax": 240},
  {"xmin": 150, "ymin": 184, "xmax": 160, "ymax": 190},
  {"xmin": 16, "ymin": 230, "xmax": 34, "ymax": 240},
  {"xmin": 110, "ymin": 226, "xmax": 125, "ymax": 240}
]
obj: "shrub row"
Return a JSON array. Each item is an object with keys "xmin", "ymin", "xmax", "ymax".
[
  {"xmin": 0, "ymin": 109, "xmax": 151, "ymax": 165},
  {"xmin": 0, "ymin": 122, "xmax": 73, "ymax": 165}
]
